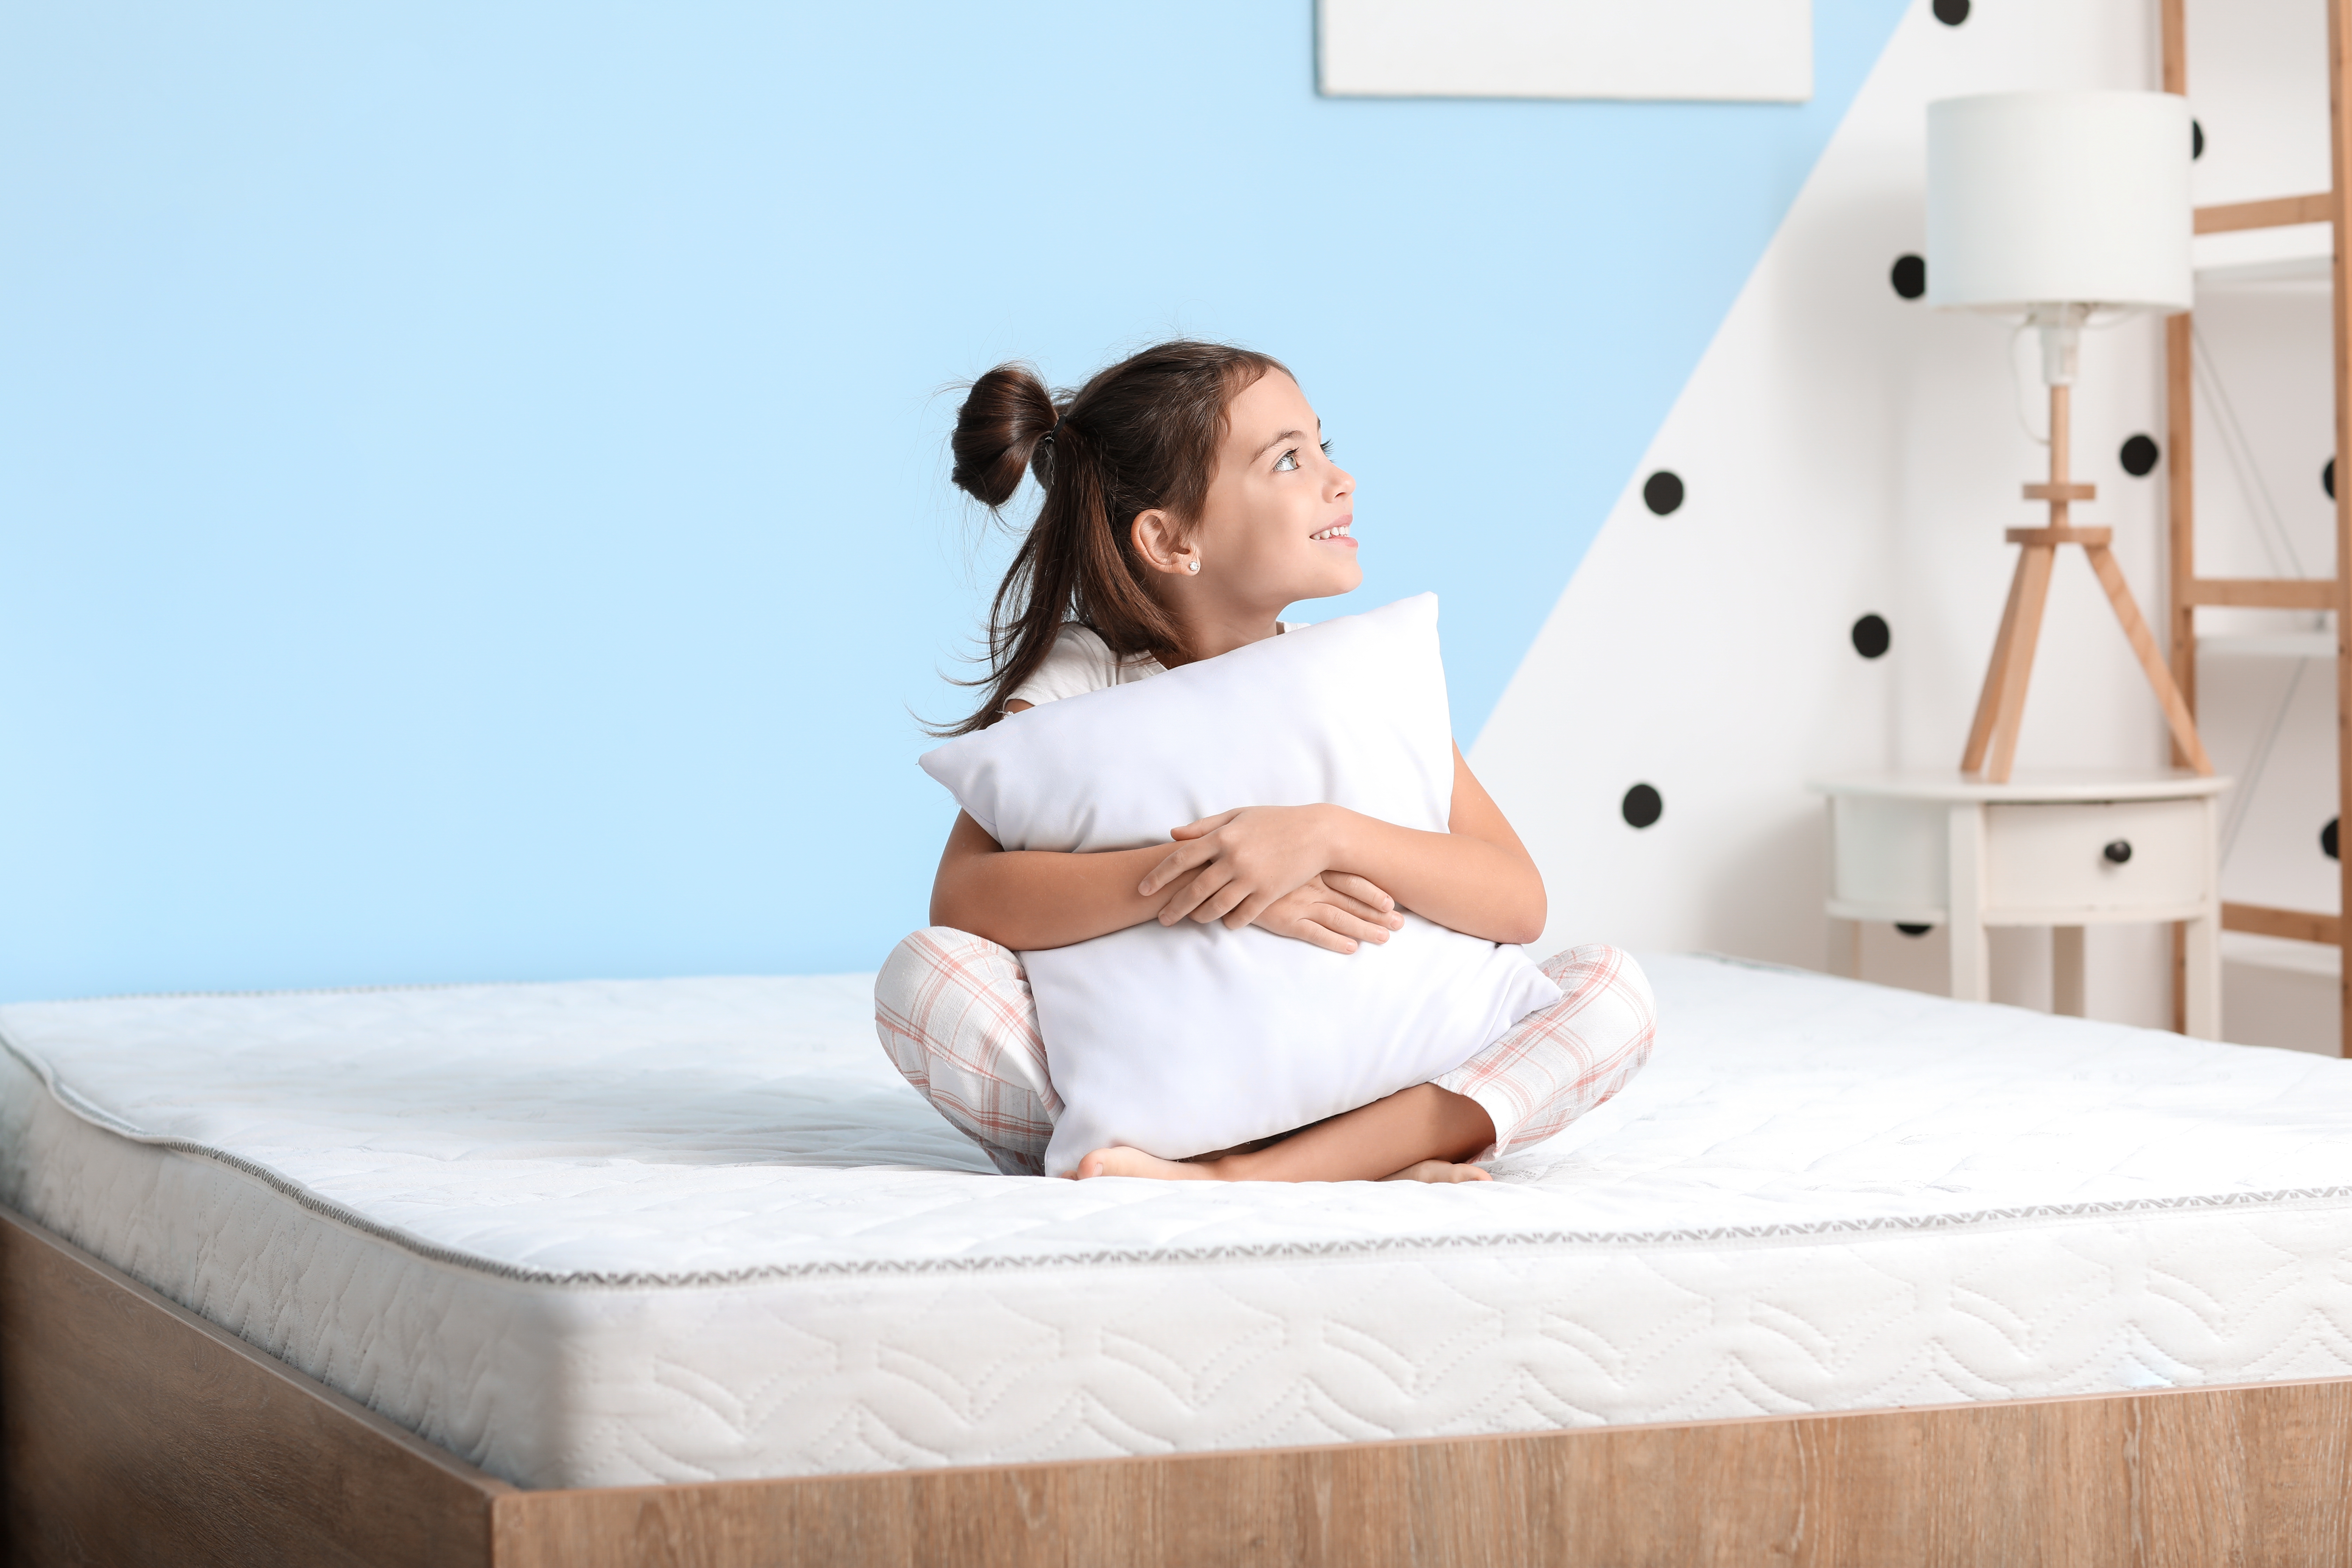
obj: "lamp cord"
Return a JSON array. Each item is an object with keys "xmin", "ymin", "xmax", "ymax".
[
  {"xmin": 2007, "ymin": 323, "xmax": 2049, "ymax": 446},
  {"xmin": 2189, "ymin": 320, "xmax": 2320, "ymax": 869},
  {"xmin": 2192, "ymin": 319, "xmax": 2309, "ymax": 581},
  {"xmin": 2219, "ymin": 658, "xmax": 2306, "ymax": 868}
]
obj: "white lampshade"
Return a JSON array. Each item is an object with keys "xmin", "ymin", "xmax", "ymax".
[{"xmin": 1926, "ymin": 90, "xmax": 2192, "ymax": 317}]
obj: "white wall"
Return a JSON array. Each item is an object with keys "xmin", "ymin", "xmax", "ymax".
[
  {"xmin": 1479, "ymin": 0, "xmax": 2346, "ymax": 1050},
  {"xmin": 1469, "ymin": 0, "xmax": 2312, "ymax": 1034}
]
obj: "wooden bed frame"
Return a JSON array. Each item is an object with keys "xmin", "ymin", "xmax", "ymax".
[{"xmin": 6, "ymin": 1204, "xmax": 2350, "ymax": 1566}]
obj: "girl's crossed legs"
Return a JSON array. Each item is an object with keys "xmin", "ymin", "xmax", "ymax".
[{"xmin": 874, "ymin": 927, "xmax": 1656, "ymax": 1180}]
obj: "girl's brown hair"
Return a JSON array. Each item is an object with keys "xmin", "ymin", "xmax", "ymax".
[{"xmin": 938, "ymin": 340, "xmax": 1287, "ymax": 735}]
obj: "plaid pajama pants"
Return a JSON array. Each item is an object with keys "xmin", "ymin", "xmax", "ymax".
[{"xmin": 874, "ymin": 926, "xmax": 1656, "ymax": 1176}]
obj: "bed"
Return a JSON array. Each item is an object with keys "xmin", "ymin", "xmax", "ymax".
[{"xmin": 5, "ymin": 953, "xmax": 2351, "ymax": 1563}]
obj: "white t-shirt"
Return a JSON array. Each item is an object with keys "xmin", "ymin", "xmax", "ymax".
[{"xmin": 1006, "ymin": 622, "xmax": 1303, "ymax": 710}]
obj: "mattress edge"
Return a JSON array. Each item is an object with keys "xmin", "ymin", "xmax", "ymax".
[{"xmin": 9, "ymin": 1000, "xmax": 2352, "ymax": 1291}]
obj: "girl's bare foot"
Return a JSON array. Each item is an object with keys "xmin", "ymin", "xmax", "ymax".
[
  {"xmin": 1068, "ymin": 1146, "xmax": 1220, "ymax": 1180},
  {"xmin": 1068, "ymin": 1146, "xmax": 1493, "ymax": 1184},
  {"xmin": 1380, "ymin": 1159, "xmax": 1492, "ymax": 1183}
]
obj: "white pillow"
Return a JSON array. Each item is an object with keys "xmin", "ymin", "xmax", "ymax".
[{"xmin": 918, "ymin": 594, "xmax": 1562, "ymax": 1175}]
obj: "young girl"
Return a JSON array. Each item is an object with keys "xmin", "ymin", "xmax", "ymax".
[{"xmin": 877, "ymin": 341, "xmax": 1654, "ymax": 1183}]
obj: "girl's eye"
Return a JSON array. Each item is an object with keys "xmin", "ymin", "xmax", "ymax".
[
  {"xmin": 1273, "ymin": 449, "xmax": 1300, "ymax": 472},
  {"xmin": 1320, "ymin": 439, "xmax": 1333, "ymax": 457}
]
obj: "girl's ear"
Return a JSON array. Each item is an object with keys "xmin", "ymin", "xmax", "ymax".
[{"xmin": 1130, "ymin": 509, "xmax": 1198, "ymax": 576}]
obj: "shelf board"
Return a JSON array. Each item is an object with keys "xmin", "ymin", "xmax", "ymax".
[
  {"xmin": 1809, "ymin": 768, "xmax": 2227, "ymax": 802},
  {"xmin": 2193, "ymin": 221, "xmax": 2332, "ymax": 289},
  {"xmin": 2198, "ymin": 631, "xmax": 2337, "ymax": 659},
  {"xmin": 2222, "ymin": 928, "xmax": 2342, "ymax": 978}
]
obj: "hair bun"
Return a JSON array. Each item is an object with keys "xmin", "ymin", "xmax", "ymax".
[{"xmin": 951, "ymin": 364, "xmax": 1059, "ymax": 508}]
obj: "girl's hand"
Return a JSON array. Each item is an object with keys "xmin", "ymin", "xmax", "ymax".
[
  {"xmin": 1253, "ymin": 873, "xmax": 1406, "ymax": 954},
  {"xmin": 1140, "ymin": 805, "xmax": 1351, "ymax": 930}
]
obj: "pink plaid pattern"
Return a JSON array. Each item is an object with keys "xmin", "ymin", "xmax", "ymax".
[
  {"xmin": 874, "ymin": 927, "xmax": 1060, "ymax": 1175},
  {"xmin": 1432, "ymin": 943, "xmax": 1656, "ymax": 1160},
  {"xmin": 874, "ymin": 928, "xmax": 1654, "ymax": 1173}
]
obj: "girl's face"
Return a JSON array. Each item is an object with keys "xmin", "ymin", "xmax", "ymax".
[{"xmin": 1180, "ymin": 371, "xmax": 1360, "ymax": 610}]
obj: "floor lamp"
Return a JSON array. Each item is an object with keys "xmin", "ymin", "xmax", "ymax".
[{"xmin": 1926, "ymin": 89, "xmax": 2214, "ymax": 784}]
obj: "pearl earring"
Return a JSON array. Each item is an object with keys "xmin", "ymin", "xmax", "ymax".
[{"xmin": 1186, "ymin": 559, "xmax": 1200, "ymax": 575}]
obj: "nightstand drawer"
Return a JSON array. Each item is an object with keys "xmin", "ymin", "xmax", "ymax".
[{"xmin": 1982, "ymin": 799, "xmax": 2209, "ymax": 916}]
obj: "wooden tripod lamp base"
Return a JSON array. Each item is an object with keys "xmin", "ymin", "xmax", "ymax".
[{"xmin": 1961, "ymin": 381, "xmax": 2215, "ymax": 783}]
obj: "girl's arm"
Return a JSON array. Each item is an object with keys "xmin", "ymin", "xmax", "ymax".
[
  {"xmin": 930, "ymin": 813, "xmax": 1175, "ymax": 951},
  {"xmin": 930, "ymin": 816, "xmax": 1405, "ymax": 953},
  {"xmin": 931, "ymin": 694, "xmax": 1408, "ymax": 953},
  {"xmin": 1139, "ymin": 746, "xmax": 1546, "ymax": 946}
]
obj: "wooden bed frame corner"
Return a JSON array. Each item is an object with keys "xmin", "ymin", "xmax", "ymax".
[{"xmin": 6, "ymin": 1201, "xmax": 2351, "ymax": 1567}]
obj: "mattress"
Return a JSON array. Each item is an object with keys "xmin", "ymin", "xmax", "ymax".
[{"xmin": 4, "ymin": 953, "xmax": 2352, "ymax": 1491}]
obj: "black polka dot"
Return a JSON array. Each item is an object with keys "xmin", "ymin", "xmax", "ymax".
[
  {"xmin": 1851, "ymin": 614, "xmax": 1891, "ymax": 659},
  {"xmin": 1621, "ymin": 783, "xmax": 1663, "ymax": 830},
  {"xmin": 2327, "ymin": 457, "xmax": 2336, "ymax": 500},
  {"xmin": 1642, "ymin": 471, "xmax": 1684, "ymax": 516},
  {"xmin": 2325, "ymin": 818, "xmax": 2340, "ymax": 861},
  {"xmin": 1931, "ymin": 0, "xmax": 1968, "ymax": 23},
  {"xmin": 2120, "ymin": 434, "xmax": 2160, "ymax": 477},
  {"xmin": 1896, "ymin": 923, "xmax": 1934, "ymax": 937},
  {"xmin": 1890, "ymin": 253, "xmax": 1927, "ymax": 300},
  {"xmin": 2192, "ymin": 120, "xmax": 2205, "ymax": 160}
]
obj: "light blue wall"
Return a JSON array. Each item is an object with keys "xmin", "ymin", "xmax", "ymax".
[{"xmin": 0, "ymin": 1, "xmax": 1908, "ymax": 996}]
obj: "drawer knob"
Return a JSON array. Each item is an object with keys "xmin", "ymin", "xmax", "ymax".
[{"xmin": 2103, "ymin": 839, "xmax": 2133, "ymax": 865}]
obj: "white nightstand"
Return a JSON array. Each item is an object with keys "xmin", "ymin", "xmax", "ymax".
[{"xmin": 1809, "ymin": 771, "xmax": 2228, "ymax": 1038}]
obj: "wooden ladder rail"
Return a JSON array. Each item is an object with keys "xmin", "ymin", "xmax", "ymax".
[{"xmin": 2163, "ymin": 0, "xmax": 2352, "ymax": 1056}]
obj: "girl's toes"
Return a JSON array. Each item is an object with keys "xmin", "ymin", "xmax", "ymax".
[{"xmin": 1381, "ymin": 1159, "xmax": 1493, "ymax": 1184}]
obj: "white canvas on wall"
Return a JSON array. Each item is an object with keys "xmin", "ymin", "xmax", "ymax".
[{"xmin": 1317, "ymin": 0, "xmax": 1812, "ymax": 103}]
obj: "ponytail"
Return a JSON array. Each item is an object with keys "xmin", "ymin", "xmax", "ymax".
[{"xmin": 948, "ymin": 364, "xmax": 1057, "ymax": 507}]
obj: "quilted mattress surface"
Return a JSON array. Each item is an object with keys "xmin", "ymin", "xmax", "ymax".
[{"xmin": 4, "ymin": 953, "xmax": 2352, "ymax": 1490}]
